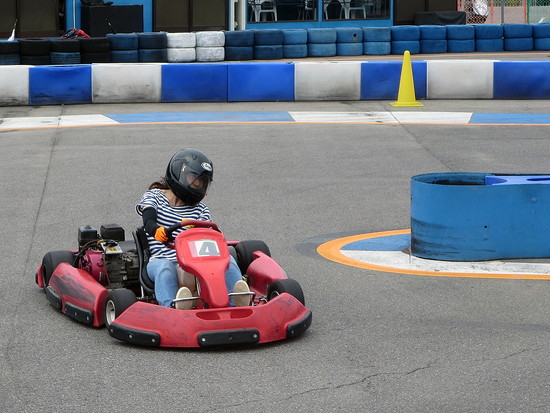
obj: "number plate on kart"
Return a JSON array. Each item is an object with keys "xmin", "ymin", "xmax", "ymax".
[{"xmin": 189, "ymin": 239, "xmax": 220, "ymax": 257}]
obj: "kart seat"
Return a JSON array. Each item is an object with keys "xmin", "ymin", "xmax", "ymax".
[{"xmin": 132, "ymin": 226, "xmax": 155, "ymax": 294}]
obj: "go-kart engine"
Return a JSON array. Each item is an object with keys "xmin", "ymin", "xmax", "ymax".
[
  {"xmin": 78, "ymin": 225, "xmax": 140, "ymax": 289},
  {"xmin": 98, "ymin": 240, "xmax": 140, "ymax": 288}
]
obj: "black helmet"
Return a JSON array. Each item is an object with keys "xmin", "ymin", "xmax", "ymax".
[{"xmin": 165, "ymin": 149, "xmax": 213, "ymax": 206}]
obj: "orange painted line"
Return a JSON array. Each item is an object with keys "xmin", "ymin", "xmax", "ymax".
[{"xmin": 317, "ymin": 229, "xmax": 550, "ymax": 280}]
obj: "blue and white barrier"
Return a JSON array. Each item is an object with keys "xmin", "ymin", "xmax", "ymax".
[{"xmin": 3, "ymin": 59, "xmax": 550, "ymax": 106}]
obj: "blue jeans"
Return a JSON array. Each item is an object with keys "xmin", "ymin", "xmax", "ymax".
[{"xmin": 147, "ymin": 256, "xmax": 243, "ymax": 307}]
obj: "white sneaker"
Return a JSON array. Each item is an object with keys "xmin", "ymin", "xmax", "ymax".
[
  {"xmin": 232, "ymin": 280, "xmax": 251, "ymax": 307},
  {"xmin": 174, "ymin": 287, "xmax": 194, "ymax": 310}
]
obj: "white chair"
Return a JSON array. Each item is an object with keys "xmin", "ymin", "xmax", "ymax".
[
  {"xmin": 259, "ymin": 0, "xmax": 278, "ymax": 22},
  {"xmin": 302, "ymin": 0, "xmax": 316, "ymax": 20},
  {"xmin": 339, "ymin": 0, "xmax": 368, "ymax": 19},
  {"xmin": 323, "ymin": 0, "xmax": 333, "ymax": 19},
  {"xmin": 248, "ymin": 0, "xmax": 277, "ymax": 22}
]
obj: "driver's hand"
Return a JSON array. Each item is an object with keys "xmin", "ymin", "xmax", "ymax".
[
  {"xmin": 154, "ymin": 226, "xmax": 170, "ymax": 243},
  {"xmin": 181, "ymin": 218, "xmax": 195, "ymax": 229}
]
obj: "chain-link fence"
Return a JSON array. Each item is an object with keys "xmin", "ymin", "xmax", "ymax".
[{"xmin": 457, "ymin": 0, "xmax": 550, "ymax": 24}]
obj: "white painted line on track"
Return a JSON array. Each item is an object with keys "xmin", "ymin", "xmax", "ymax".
[
  {"xmin": 391, "ymin": 111, "xmax": 474, "ymax": 124},
  {"xmin": 342, "ymin": 250, "xmax": 550, "ymax": 276},
  {"xmin": 289, "ymin": 111, "xmax": 398, "ymax": 123},
  {"xmin": 0, "ymin": 115, "xmax": 119, "ymax": 130}
]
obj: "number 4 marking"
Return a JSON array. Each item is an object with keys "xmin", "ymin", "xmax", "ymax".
[{"xmin": 192, "ymin": 240, "xmax": 220, "ymax": 257}]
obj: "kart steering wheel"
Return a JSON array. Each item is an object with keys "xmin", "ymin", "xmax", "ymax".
[
  {"xmin": 167, "ymin": 220, "xmax": 221, "ymax": 233},
  {"xmin": 164, "ymin": 220, "xmax": 221, "ymax": 249}
]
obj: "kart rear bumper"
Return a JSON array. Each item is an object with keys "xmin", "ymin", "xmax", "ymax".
[{"xmin": 108, "ymin": 294, "xmax": 312, "ymax": 348}]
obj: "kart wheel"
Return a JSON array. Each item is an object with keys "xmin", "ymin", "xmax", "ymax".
[
  {"xmin": 41, "ymin": 250, "xmax": 75, "ymax": 287},
  {"xmin": 104, "ymin": 289, "xmax": 137, "ymax": 327},
  {"xmin": 267, "ymin": 279, "xmax": 305, "ymax": 306},
  {"xmin": 234, "ymin": 240, "xmax": 271, "ymax": 274}
]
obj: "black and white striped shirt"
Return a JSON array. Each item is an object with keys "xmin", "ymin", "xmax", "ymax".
[{"xmin": 136, "ymin": 188, "xmax": 211, "ymax": 262}]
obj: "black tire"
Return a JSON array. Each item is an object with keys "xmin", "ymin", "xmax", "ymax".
[
  {"xmin": 267, "ymin": 279, "xmax": 305, "ymax": 305},
  {"xmin": 19, "ymin": 38, "xmax": 51, "ymax": 55},
  {"xmin": 0, "ymin": 53, "xmax": 20, "ymax": 65},
  {"xmin": 0, "ymin": 40, "xmax": 19, "ymax": 54},
  {"xmin": 138, "ymin": 48, "xmax": 167, "ymax": 63},
  {"xmin": 80, "ymin": 51, "xmax": 111, "ymax": 64},
  {"xmin": 50, "ymin": 52, "xmax": 81, "ymax": 65},
  {"xmin": 20, "ymin": 55, "xmax": 51, "ymax": 65},
  {"xmin": 41, "ymin": 250, "xmax": 75, "ymax": 287},
  {"xmin": 234, "ymin": 240, "xmax": 271, "ymax": 274},
  {"xmin": 104, "ymin": 289, "xmax": 137, "ymax": 327},
  {"xmin": 106, "ymin": 33, "xmax": 138, "ymax": 50},
  {"xmin": 138, "ymin": 32, "xmax": 167, "ymax": 49},
  {"xmin": 50, "ymin": 39, "xmax": 80, "ymax": 52},
  {"xmin": 79, "ymin": 37, "xmax": 110, "ymax": 53}
]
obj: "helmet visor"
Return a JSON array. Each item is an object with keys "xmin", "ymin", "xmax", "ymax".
[{"xmin": 185, "ymin": 171, "xmax": 211, "ymax": 191}]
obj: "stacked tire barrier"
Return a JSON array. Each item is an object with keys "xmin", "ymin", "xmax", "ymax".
[
  {"xmin": 195, "ymin": 31, "xmax": 224, "ymax": 62},
  {"xmin": 420, "ymin": 25, "xmax": 447, "ymax": 54},
  {"xmin": 20, "ymin": 38, "xmax": 51, "ymax": 66},
  {"xmin": 391, "ymin": 26, "xmax": 420, "ymax": 55},
  {"xmin": 253, "ymin": 29, "xmax": 283, "ymax": 60},
  {"xmin": 307, "ymin": 28, "xmax": 337, "ymax": 57},
  {"xmin": 138, "ymin": 32, "xmax": 168, "ymax": 62},
  {"xmin": 446, "ymin": 25, "xmax": 475, "ymax": 53},
  {"xmin": 362, "ymin": 27, "xmax": 390, "ymax": 55},
  {"xmin": 0, "ymin": 40, "xmax": 20, "ymax": 65},
  {"xmin": 533, "ymin": 23, "xmax": 550, "ymax": 51},
  {"xmin": 224, "ymin": 30, "xmax": 253, "ymax": 61},
  {"xmin": 336, "ymin": 27, "xmax": 363, "ymax": 56},
  {"xmin": 2, "ymin": 23, "xmax": 550, "ymax": 68},
  {"xmin": 79, "ymin": 37, "xmax": 110, "ymax": 64},
  {"xmin": 107, "ymin": 33, "xmax": 139, "ymax": 63},
  {"xmin": 503, "ymin": 24, "xmax": 533, "ymax": 51},
  {"xmin": 4, "ymin": 59, "xmax": 550, "ymax": 106},
  {"xmin": 283, "ymin": 29, "xmax": 308, "ymax": 59},
  {"xmin": 50, "ymin": 39, "xmax": 80, "ymax": 65},
  {"xmin": 167, "ymin": 33, "xmax": 196, "ymax": 63},
  {"xmin": 475, "ymin": 24, "xmax": 503, "ymax": 52}
]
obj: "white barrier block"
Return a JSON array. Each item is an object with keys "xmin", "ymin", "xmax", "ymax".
[
  {"xmin": 427, "ymin": 60, "xmax": 496, "ymax": 99},
  {"xmin": 92, "ymin": 64, "xmax": 163, "ymax": 103},
  {"xmin": 0, "ymin": 66, "xmax": 31, "ymax": 106},
  {"xmin": 295, "ymin": 62, "xmax": 361, "ymax": 101}
]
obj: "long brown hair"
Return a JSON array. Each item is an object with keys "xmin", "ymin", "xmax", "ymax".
[{"xmin": 149, "ymin": 177, "xmax": 169, "ymax": 190}]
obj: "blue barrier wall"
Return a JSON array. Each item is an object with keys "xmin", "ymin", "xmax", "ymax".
[
  {"xmin": 410, "ymin": 173, "xmax": 550, "ymax": 261},
  {"xmin": 2, "ymin": 59, "xmax": 550, "ymax": 106}
]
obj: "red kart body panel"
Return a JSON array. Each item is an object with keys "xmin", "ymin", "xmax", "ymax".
[
  {"xmin": 109, "ymin": 294, "xmax": 311, "ymax": 347},
  {"xmin": 175, "ymin": 227, "xmax": 231, "ymax": 308},
  {"xmin": 46, "ymin": 263, "xmax": 108, "ymax": 327}
]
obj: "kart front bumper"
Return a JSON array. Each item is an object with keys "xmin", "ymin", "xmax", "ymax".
[{"xmin": 108, "ymin": 294, "xmax": 312, "ymax": 348}]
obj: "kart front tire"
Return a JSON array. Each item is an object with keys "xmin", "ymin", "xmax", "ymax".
[
  {"xmin": 267, "ymin": 279, "xmax": 305, "ymax": 306},
  {"xmin": 41, "ymin": 250, "xmax": 75, "ymax": 288},
  {"xmin": 104, "ymin": 289, "xmax": 137, "ymax": 327},
  {"xmin": 234, "ymin": 240, "xmax": 271, "ymax": 274}
]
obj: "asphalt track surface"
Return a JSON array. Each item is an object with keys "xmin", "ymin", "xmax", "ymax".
[{"xmin": 1, "ymin": 99, "xmax": 550, "ymax": 412}]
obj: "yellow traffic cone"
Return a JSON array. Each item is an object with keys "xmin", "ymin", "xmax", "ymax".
[{"xmin": 391, "ymin": 50, "xmax": 423, "ymax": 107}]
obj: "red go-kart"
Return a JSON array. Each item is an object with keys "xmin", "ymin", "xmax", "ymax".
[{"xmin": 36, "ymin": 221, "xmax": 312, "ymax": 347}]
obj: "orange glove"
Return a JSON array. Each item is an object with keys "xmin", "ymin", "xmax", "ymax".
[{"xmin": 154, "ymin": 226, "xmax": 169, "ymax": 243}]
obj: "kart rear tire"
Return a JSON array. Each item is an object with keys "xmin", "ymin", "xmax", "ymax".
[
  {"xmin": 42, "ymin": 250, "xmax": 75, "ymax": 287},
  {"xmin": 267, "ymin": 279, "xmax": 305, "ymax": 306},
  {"xmin": 234, "ymin": 240, "xmax": 271, "ymax": 274},
  {"xmin": 104, "ymin": 289, "xmax": 137, "ymax": 327}
]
